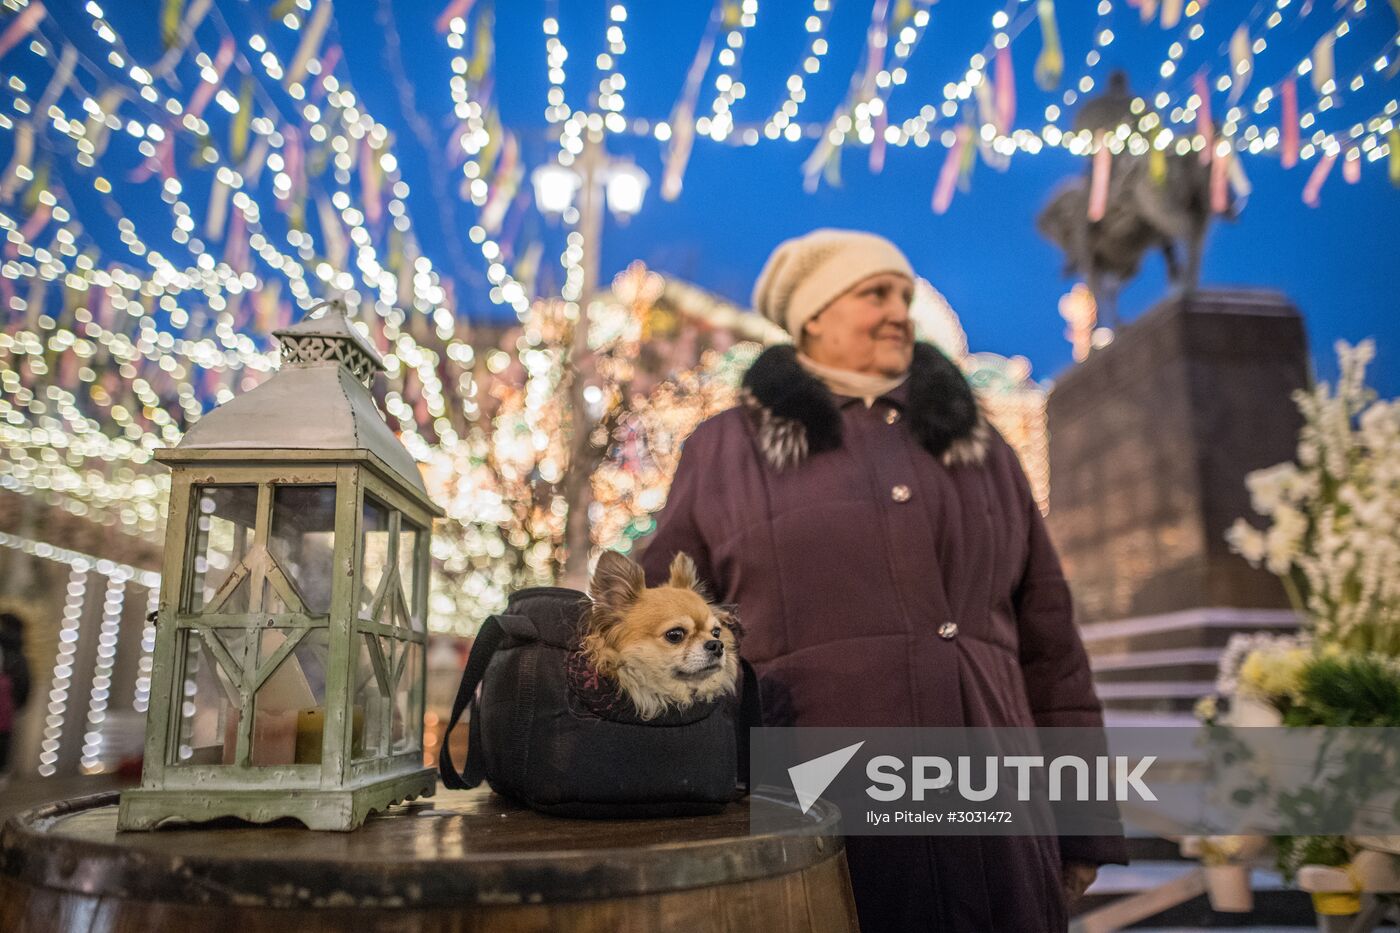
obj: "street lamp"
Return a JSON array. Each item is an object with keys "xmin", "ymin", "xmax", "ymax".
[
  {"xmin": 529, "ymin": 155, "xmax": 650, "ymax": 221},
  {"xmin": 530, "ymin": 162, "xmax": 583, "ymax": 216},
  {"xmin": 604, "ymin": 160, "xmax": 649, "ymax": 218},
  {"xmin": 527, "ymin": 138, "xmax": 650, "ymax": 590}
]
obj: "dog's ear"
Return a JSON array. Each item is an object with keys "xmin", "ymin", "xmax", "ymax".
[
  {"xmin": 589, "ymin": 550, "xmax": 645, "ymax": 615},
  {"xmin": 716, "ymin": 603, "xmax": 745, "ymax": 644},
  {"xmin": 668, "ymin": 552, "xmax": 701, "ymax": 592}
]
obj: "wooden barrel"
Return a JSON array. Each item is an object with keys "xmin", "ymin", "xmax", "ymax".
[{"xmin": 0, "ymin": 788, "xmax": 858, "ymax": 932}]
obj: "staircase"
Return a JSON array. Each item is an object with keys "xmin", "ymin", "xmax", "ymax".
[
  {"xmin": 1081, "ymin": 607, "xmax": 1299, "ymax": 723},
  {"xmin": 1068, "ymin": 607, "xmax": 1314, "ymax": 928}
]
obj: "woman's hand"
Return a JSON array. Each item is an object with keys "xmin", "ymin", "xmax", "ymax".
[{"xmin": 1061, "ymin": 860, "xmax": 1099, "ymax": 907}]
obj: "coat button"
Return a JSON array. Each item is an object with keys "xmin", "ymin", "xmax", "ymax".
[
  {"xmin": 884, "ymin": 409, "xmax": 901, "ymax": 425},
  {"xmin": 890, "ymin": 484, "xmax": 911, "ymax": 502},
  {"xmin": 938, "ymin": 622, "xmax": 958, "ymax": 640}
]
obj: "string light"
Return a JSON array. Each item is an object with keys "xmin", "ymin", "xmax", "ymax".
[
  {"xmin": 1240, "ymin": 25, "xmax": 1399, "ymax": 142},
  {"xmin": 1301, "ymin": 97, "xmax": 1396, "ymax": 161},
  {"xmin": 851, "ymin": 1, "xmax": 937, "ymax": 149},
  {"xmin": 1043, "ymin": 0, "xmax": 1117, "ymax": 128},
  {"xmin": 762, "ymin": 0, "xmax": 834, "ymax": 141},
  {"xmin": 80, "ymin": 571, "xmax": 125, "ymax": 773},
  {"xmin": 1160, "ymin": 2, "xmax": 1365, "ymax": 141},
  {"xmin": 441, "ymin": 14, "xmax": 534, "ymax": 316},
  {"xmin": 543, "ymin": 3, "xmax": 570, "ymax": 125},
  {"xmin": 38, "ymin": 565, "xmax": 89, "ymax": 777},
  {"xmin": 1146, "ymin": 0, "xmax": 1236, "ymax": 93},
  {"xmin": 597, "ymin": 3, "xmax": 629, "ymax": 135},
  {"xmin": 702, "ymin": 0, "xmax": 759, "ymax": 142},
  {"xmin": 133, "ymin": 583, "xmax": 160, "ymax": 714},
  {"xmin": 115, "ymin": 0, "xmax": 504, "ymax": 343},
  {"xmin": 0, "ymin": 23, "xmax": 473, "ymax": 537},
  {"xmin": 869, "ymin": 0, "xmax": 1034, "ymax": 153}
]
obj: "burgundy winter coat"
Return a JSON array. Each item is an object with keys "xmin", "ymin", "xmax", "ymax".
[{"xmin": 639, "ymin": 342, "xmax": 1127, "ymax": 932}]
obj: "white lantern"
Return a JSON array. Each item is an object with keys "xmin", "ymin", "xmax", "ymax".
[
  {"xmin": 531, "ymin": 162, "xmax": 582, "ymax": 215},
  {"xmin": 604, "ymin": 160, "xmax": 649, "ymax": 218}
]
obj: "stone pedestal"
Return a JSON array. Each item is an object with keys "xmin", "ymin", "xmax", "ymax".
[{"xmin": 1046, "ymin": 289, "xmax": 1310, "ymax": 715}]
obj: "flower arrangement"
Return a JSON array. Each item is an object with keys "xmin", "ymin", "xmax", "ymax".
[
  {"xmin": 1196, "ymin": 340, "xmax": 1400, "ymax": 918},
  {"xmin": 1194, "ymin": 631, "xmax": 1312, "ymax": 726},
  {"xmin": 1226, "ymin": 340, "xmax": 1400, "ymax": 656}
]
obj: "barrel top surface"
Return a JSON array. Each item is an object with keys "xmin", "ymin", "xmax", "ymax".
[{"xmin": 0, "ymin": 788, "xmax": 844, "ymax": 909}]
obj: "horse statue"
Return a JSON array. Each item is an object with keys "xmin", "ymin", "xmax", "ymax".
[{"xmin": 1037, "ymin": 72, "xmax": 1238, "ymax": 329}]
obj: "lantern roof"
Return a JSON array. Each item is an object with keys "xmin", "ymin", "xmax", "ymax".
[
  {"xmin": 171, "ymin": 299, "xmax": 432, "ymax": 501},
  {"xmin": 272, "ymin": 299, "xmax": 386, "ymax": 379}
]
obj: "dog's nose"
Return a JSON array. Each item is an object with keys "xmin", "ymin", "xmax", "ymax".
[{"xmin": 704, "ymin": 639, "xmax": 724, "ymax": 656}]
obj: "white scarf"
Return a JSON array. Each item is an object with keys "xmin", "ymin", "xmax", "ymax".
[{"xmin": 796, "ymin": 351, "xmax": 910, "ymax": 408}]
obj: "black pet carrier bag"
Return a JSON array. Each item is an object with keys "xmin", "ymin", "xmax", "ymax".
[{"xmin": 438, "ymin": 586, "xmax": 761, "ymax": 818}]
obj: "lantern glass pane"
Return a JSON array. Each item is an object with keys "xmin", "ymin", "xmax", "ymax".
[
  {"xmin": 170, "ymin": 628, "xmax": 244, "ymax": 766},
  {"xmin": 188, "ymin": 485, "xmax": 258, "ymax": 613},
  {"xmin": 351, "ymin": 633, "xmax": 390, "ymax": 760},
  {"xmin": 398, "ymin": 520, "xmax": 420, "ymax": 631},
  {"xmin": 391, "ymin": 640, "xmax": 423, "ymax": 755},
  {"xmin": 268, "ymin": 485, "xmax": 337, "ymax": 616},
  {"xmin": 360, "ymin": 496, "xmax": 392, "ymax": 618},
  {"xmin": 250, "ymin": 627, "xmax": 330, "ymax": 766}
]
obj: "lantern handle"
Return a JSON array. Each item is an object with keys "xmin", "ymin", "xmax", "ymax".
[{"xmin": 299, "ymin": 296, "xmax": 349, "ymax": 322}]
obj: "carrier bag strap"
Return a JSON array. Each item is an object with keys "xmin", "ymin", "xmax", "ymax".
[
  {"xmin": 438, "ymin": 614, "xmax": 507, "ymax": 790},
  {"xmin": 735, "ymin": 657, "xmax": 762, "ymax": 792}
]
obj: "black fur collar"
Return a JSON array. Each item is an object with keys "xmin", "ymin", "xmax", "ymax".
[{"xmin": 739, "ymin": 342, "xmax": 990, "ymax": 471}]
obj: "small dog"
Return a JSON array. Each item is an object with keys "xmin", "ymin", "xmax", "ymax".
[{"xmin": 581, "ymin": 550, "xmax": 740, "ymax": 721}]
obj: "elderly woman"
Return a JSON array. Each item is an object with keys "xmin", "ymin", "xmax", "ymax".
[{"xmin": 638, "ymin": 229, "xmax": 1126, "ymax": 931}]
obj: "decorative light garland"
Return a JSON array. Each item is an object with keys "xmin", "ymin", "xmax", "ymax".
[
  {"xmin": 542, "ymin": 0, "xmax": 570, "ymax": 125},
  {"xmin": 1239, "ymin": 25, "xmax": 1399, "ymax": 146},
  {"xmin": 80, "ymin": 572, "xmax": 124, "ymax": 773},
  {"xmin": 597, "ymin": 2, "xmax": 629, "ymax": 134},
  {"xmin": 38, "ymin": 565, "xmax": 87, "ymax": 777},
  {"xmin": 762, "ymin": 0, "xmax": 835, "ymax": 141},
  {"xmin": 1043, "ymin": 0, "xmax": 1117, "ymax": 129},
  {"xmin": 878, "ymin": 0, "xmax": 1035, "ymax": 152},
  {"xmin": 5, "ymin": 0, "xmax": 487, "ymax": 469},
  {"xmin": 1155, "ymin": 2, "xmax": 1365, "ymax": 144},
  {"xmin": 0, "ymin": 530, "xmax": 160, "ymax": 777},
  {"xmin": 133, "ymin": 582, "xmax": 159, "ymax": 714},
  {"xmin": 702, "ymin": 0, "xmax": 759, "ymax": 142}
]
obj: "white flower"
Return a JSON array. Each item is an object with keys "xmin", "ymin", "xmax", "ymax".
[
  {"xmin": 1245, "ymin": 462, "xmax": 1301, "ymax": 516},
  {"xmin": 1225, "ymin": 340, "xmax": 1400, "ymax": 655},
  {"xmin": 1226, "ymin": 520, "xmax": 1267, "ymax": 565},
  {"xmin": 1214, "ymin": 631, "xmax": 1312, "ymax": 696},
  {"xmin": 1264, "ymin": 505, "xmax": 1307, "ymax": 575}
]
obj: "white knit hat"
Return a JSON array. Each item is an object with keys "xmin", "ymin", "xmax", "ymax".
[{"xmin": 751, "ymin": 228, "xmax": 915, "ymax": 338}]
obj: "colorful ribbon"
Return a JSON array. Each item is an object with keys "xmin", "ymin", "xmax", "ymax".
[
  {"xmin": 1034, "ymin": 0, "xmax": 1063, "ymax": 91},
  {"xmin": 434, "ymin": 0, "xmax": 477, "ymax": 35},
  {"xmin": 1280, "ymin": 78, "xmax": 1299, "ymax": 169},
  {"xmin": 1302, "ymin": 152, "xmax": 1336, "ymax": 206},
  {"xmin": 1088, "ymin": 134, "xmax": 1112, "ymax": 221},
  {"xmin": 0, "ymin": 2, "xmax": 45, "ymax": 62},
  {"xmin": 1310, "ymin": 33, "xmax": 1335, "ymax": 96},
  {"xmin": 1193, "ymin": 72, "xmax": 1214, "ymax": 166},
  {"xmin": 932, "ymin": 125, "xmax": 971, "ymax": 214},
  {"xmin": 1228, "ymin": 26, "xmax": 1252, "ymax": 104},
  {"xmin": 995, "ymin": 46, "xmax": 1016, "ymax": 136}
]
